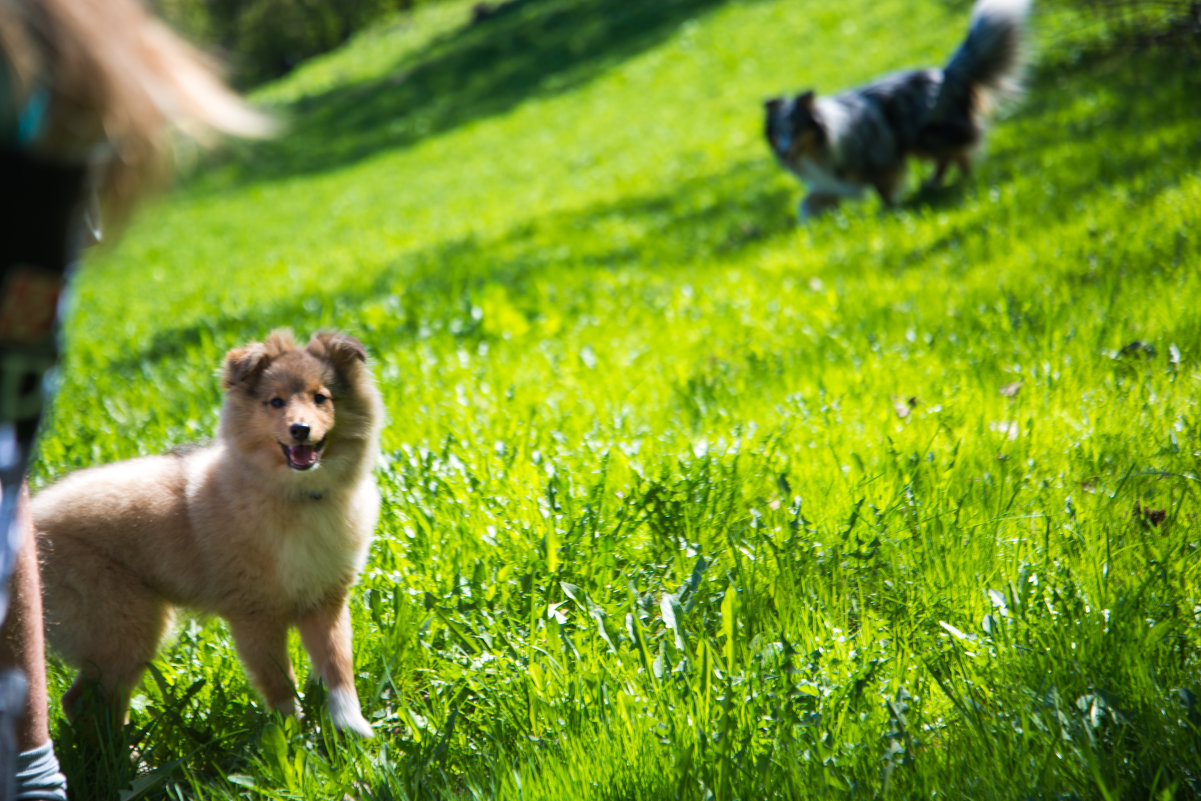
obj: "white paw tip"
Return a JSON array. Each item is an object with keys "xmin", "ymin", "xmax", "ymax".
[{"xmin": 327, "ymin": 686, "xmax": 374, "ymax": 739}]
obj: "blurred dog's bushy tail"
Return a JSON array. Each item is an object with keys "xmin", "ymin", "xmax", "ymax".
[
  {"xmin": 941, "ymin": 0, "xmax": 1032, "ymax": 114},
  {"xmin": 0, "ymin": 0, "xmax": 274, "ymax": 228}
]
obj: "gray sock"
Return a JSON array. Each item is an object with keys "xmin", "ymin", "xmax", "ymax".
[{"xmin": 14, "ymin": 741, "xmax": 67, "ymax": 801}]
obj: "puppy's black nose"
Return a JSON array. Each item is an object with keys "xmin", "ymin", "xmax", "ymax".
[{"xmin": 290, "ymin": 422, "xmax": 311, "ymax": 442}]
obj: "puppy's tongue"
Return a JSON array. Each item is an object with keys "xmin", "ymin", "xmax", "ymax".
[{"xmin": 287, "ymin": 445, "xmax": 319, "ymax": 470}]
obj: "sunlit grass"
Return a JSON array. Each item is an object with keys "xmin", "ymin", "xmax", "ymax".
[{"xmin": 34, "ymin": 0, "xmax": 1201, "ymax": 797}]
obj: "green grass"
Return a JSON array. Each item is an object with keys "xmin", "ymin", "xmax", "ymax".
[{"xmin": 32, "ymin": 0, "xmax": 1201, "ymax": 798}]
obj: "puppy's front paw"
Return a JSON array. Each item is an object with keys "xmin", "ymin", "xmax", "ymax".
[
  {"xmin": 327, "ymin": 686, "xmax": 374, "ymax": 739},
  {"xmin": 273, "ymin": 696, "xmax": 299, "ymax": 716}
]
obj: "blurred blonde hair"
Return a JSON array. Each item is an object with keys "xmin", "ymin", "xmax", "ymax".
[{"xmin": 0, "ymin": 0, "xmax": 272, "ymax": 230}]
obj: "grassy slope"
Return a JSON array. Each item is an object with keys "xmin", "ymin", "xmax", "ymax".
[{"xmin": 34, "ymin": 0, "xmax": 1201, "ymax": 798}]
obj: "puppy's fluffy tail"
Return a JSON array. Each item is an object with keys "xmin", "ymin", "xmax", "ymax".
[{"xmin": 941, "ymin": 0, "xmax": 1032, "ymax": 114}]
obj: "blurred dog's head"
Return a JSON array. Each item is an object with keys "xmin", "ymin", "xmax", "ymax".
[{"xmin": 764, "ymin": 91, "xmax": 825, "ymax": 163}]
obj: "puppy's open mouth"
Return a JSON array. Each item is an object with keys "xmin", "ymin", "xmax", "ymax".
[{"xmin": 282, "ymin": 440, "xmax": 325, "ymax": 471}]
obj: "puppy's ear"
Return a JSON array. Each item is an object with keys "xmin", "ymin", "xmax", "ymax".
[
  {"xmin": 307, "ymin": 331, "xmax": 368, "ymax": 371},
  {"xmin": 263, "ymin": 328, "xmax": 297, "ymax": 357},
  {"xmin": 222, "ymin": 342, "xmax": 271, "ymax": 391},
  {"xmin": 798, "ymin": 90, "xmax": 817, "ymax": 112}
]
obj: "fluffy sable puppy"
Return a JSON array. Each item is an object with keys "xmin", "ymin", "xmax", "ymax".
[
  {"xmin": 765, "ymin": 0, "xmax": 1031, "ymax": 221},
  {"xmin": 34, "ymin": 330, "xmax": 384, "ymax": 738}
]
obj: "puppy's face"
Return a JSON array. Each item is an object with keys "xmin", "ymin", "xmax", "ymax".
[
  {"xmin": 221, "ymin": 330, "xmax": 371, "ymax": 477},
  {"xmin": 254, "ymin": 353, "xmax": 337, "ymax": 471},
  {"xmin": 764, "ymin": 91, "xmax": 824, "ymax": 161}
]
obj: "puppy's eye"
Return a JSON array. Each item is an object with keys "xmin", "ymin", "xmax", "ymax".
[
  {"xmin": 269, "ymin": 397, "xmax": 285, "ymax": 409},
  {"xmin": 314, "ymin": 393, "xmax": 328, "ymax": 405}
]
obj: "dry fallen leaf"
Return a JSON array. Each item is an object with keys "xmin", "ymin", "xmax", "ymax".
[{"xmin": 1133, "ymin": 503, "xmax": 1166, "ymax": 526}]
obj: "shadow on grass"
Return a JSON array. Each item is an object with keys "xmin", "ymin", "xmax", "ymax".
[
  {"xmin": 217, "ymin": 0, "xmax": 732, "ymax": 186},
  {"xmin": 960, "ymin": 49, "xmax": 1201, "ymax": 284},
  {"xmin": 788, "ymin": 22, "xmax": 1200, "ymax": 226},
  {"xmin": 109, "ymin": 156, "xmax": 791, "ymax": 370},
  {"xmin": 843, "ymin": 41, "xmax": 1201, "ymax": 270},
  {"xmin": 109, "ymin": 37, "xmax": 1200, "ymax": 370}
]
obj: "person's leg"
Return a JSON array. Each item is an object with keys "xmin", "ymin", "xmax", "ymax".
[{"xmin": 0, "ymin": 485, "xmax": 66, "ymax": 801}]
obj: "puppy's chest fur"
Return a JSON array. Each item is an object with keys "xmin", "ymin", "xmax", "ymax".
[
  {"xmin": 186, "ymin": 453, "xmax": 376, "ymax": 615},
  {"xmin": 268, "ymin": 495, "xmax": 365, "ymax": 608}
]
